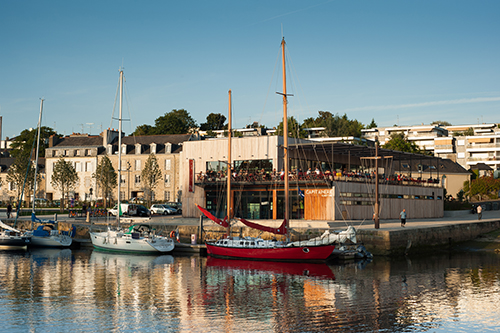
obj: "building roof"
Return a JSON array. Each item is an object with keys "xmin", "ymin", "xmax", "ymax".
[
  {"xmin": 49, "ymin": 133, "xmax": 194, "ymax": 154},
  {"xmin": 51, "ymin": 136, "xmax": 103, "ymax": 148},
  {"xmin": 394, "ymin": 158, "xmax": 469, "ymax": 174},
  {"xmin": 120, "ymin": 134, "xmax": 193, "ymax": 146},
  {"xmin": 290, "ymin": 141, "xmax": 438, "ymax": 162}
]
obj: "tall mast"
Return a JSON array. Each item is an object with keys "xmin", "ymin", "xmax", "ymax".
[
  {"xmin": 280, "ymin": 38, "xmax": 290, "ymax": 238},
  {"xmin": 31, "ymin": 98, "xmax": 44, "ymax": 228},
  {"xmin": 227, "ymin": 90, "xmax": 232, "ymax": 236},
  {"xmin": 116, "ymin": 69, "xmax": 123, "ymax": 227}
]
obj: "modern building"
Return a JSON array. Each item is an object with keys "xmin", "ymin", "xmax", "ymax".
[{"xmin": 181, "ymin": 136, "xmax": 444, "ymax": 221}]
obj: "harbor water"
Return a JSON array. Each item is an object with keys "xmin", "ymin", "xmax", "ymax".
[{"xmin": 1, "ymin": 248, "xmax": 499, "ymax": 332}]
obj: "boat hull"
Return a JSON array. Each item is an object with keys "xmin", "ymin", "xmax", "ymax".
[
  {"xmin": 30, "ymin": 235, "xmax": 72, "ymax": 248},
  {"xmin": 206, "ymin": 243, "xmax": 335, "ymax": 262},
  {"xmin": 90, "ymin": 231, "xmax": 174, "ymax": 254},
  {"xmin": 0, "ymin": 234, "xmax": 31, "ymax": 248}
]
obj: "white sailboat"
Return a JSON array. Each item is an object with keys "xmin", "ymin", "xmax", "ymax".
[
  {"xmin": 89, "ymin": 69, "xmax": 174, "ymax": 254},
  {"xmin": 26, "ymin": 98, "xmax": 73, "ymax": 248},
  {"xmin": 0, "ymin": 221, "xmax": 31, "ymax": 248}
]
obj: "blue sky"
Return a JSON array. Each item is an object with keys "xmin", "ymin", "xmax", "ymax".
[{"xmin": 1, "ymin": 0, "xmax": 499, "ymax": 139}]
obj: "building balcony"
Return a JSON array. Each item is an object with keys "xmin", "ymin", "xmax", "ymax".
[
  {"xmin": 466, "ymin": 143, "xmax": 500, "ymax": 151},
  {"xmin": 195, "ymin": 172, "xmax": 441, "ymax": 188}
]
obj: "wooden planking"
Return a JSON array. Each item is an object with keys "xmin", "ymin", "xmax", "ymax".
[{"xmin": 304, "ymin": 189, "xmax": 334, "ymax": 220}]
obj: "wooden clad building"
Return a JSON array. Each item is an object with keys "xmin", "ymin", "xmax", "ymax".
[{"xmin": 181, "ymin": 136, "xmax": 447, "ymax": 221}]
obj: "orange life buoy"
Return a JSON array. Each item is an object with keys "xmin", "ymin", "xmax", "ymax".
[{"xmin": 170, "ymin": 230, "xmax": 176, "ymax": 238}]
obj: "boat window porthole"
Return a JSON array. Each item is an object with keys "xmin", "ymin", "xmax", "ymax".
[{"xmin": 303, "ymin": 247, "xmax": 310, "ymax": 253}]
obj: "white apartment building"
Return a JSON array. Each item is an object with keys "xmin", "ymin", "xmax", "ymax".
[{"xmin": 362, "ymin": 123, "xmax": 500, "ymax": 171}]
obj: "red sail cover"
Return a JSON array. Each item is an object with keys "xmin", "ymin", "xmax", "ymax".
[
  {"xmin": 196, "ymin": 204, "xmax": 229, "ymax": 228},
  {"xmin": 239, "ymin": 218, "xmax": 288, "ymax": 235}
]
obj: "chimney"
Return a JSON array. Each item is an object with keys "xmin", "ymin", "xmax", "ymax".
[{"xmin": 48, "ymin": 135, "xmax": 60, "ymax": 148}]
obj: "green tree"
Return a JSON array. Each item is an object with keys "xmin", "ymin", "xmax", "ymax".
[
  {"xmin": 300, "ymin": 111, "xmax": 363, "ymax": 137},
  {"xmin": 276, "ymin": 116, "xmax": 306, "ymax": 138},
  {"xmin": 7, "ymin": 155, "xmax": 39, "ymax": 207},
  {"xmin": 463, "ymin": 176, "xmax": 500, "ymax": 201},
  {"xmin": 132, "ymin": 124, "xmax": 154, "ymax": 136},
  {"xmin": 51, "ymin": 158, "xmax": 79, "ymax": 213},
  {"xmin": 453, "ymin": 127, "xmax": 474, "ymax": 136},
  {"xmin": 92, "ymin": 156, "xmax": 117, "ymax": 209},
  {"xmin": 10, "ymin": 126, "xmax": 59, "ymax": 159},
  {"xmin": 132, "ymin": 109, "xmax": 197, "ymax": 135},
  {"xmin": 200, "ymin": 113, "xmax": 227, "ymax": 131},
  {"xmin": 382, "ymin": 132, "xmax": 427, "ymax": 154},
  {"xmin": 141, "ymin": 154, "xmax": 162, "ymax": 207},
  {"xmin": 431, "ymin": 120, "xmax": 452, "ymax": 126},
  {"xmin": 366, "ymin": 118, "xmax": 378, "ymax": 129}
]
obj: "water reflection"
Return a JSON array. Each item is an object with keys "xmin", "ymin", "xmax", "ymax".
[{"xmin": 0, "ymin": 249, "xmax": 499, "ymax": 332}]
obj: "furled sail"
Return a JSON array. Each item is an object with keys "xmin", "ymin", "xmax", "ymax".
[
  {"xmin": 238, "ymin": 218, "xmax": 288, "ymax": 235},
  {"xmin": 196, "ymin": 204, "xmax": 229, "ymax": 228}
]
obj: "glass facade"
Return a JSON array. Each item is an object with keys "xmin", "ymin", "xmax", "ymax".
[{"xmin": 205, "ymin": 189, "xmax": 303, "ymax": 220}]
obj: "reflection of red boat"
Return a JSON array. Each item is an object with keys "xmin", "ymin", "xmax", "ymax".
[{"xmin": 206, "ymin": 257, "xmax": 335, "ymax": 279}]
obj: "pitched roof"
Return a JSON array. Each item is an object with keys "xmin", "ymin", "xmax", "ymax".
[
  {"xmin": 395, "ymin": 158, "xmax": 469, "ymax": 174},
  {"xmin": 120, "ymin": 134, "xmax": 193, "ymax": 145},
  {"xmin": 51, "ymin": 136, "xmax": 103, "ymax": 148}
]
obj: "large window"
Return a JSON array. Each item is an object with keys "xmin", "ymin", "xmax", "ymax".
[
  {"xmin": 234, "ymin": 159, "xmax": 273, "ymax": 173},
  {"xmin": 206, "ymin": 159, "xmax": 274, "ymax": 174},
  {"xmin": 205, "ymin": 188, "xmax": 303, "ymax": 220}
]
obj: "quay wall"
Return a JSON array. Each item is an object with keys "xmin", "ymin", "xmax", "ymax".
[
  {"xmin": 358, "ymin": 220, "xmax": 500, "ymax": 256},
  {"xmin": 11, "ymin": 216, "xmax": 500, "ymax": 257}
]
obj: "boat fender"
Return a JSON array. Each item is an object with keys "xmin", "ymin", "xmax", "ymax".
[{"xmin": 170, "ymin": 230, "xmax": 176, "ymax": 238}]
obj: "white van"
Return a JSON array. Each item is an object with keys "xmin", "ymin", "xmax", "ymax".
[{"xmin": 108, "ymin": 203, "xmax": 137, "ymax": 216}]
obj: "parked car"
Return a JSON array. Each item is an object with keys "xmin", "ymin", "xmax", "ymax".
[
  {"xmin": 129, "ymin": 197, "xmax": 146, "ymax": 204},
  {"xmin": 150, "ymin": 204, "xmax": 176, "ymax": 215},
  {"xmin": 161, "ymin": 204, "xmax": 177, "ymax": 215},
  {"xmin": 132, "ymin": 205, "xmax": 150, "ymax": 217},
  {"xmin": 165, "ymin": 202, "xmax": 182, "ymax": 214},
  {"xmin": 34, "ymin": 198, "xmax": 48, "ymax": 207}
]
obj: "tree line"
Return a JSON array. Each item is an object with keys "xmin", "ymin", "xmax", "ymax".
[{"xmin": 6, "ymin": 108, "xmax": 448, "ymax": 208}]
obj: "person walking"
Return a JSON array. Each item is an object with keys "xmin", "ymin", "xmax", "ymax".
[
  {"xmin": 400, "ymin": 209, "xmax": 407, "ymax": 227},
  {"xmin": 6, "ymin": 203, "xmax": 12, "ymax": 219},
  {"xmin": 477, "ymin": 204, "xmax": 482, "ymax": 220}
]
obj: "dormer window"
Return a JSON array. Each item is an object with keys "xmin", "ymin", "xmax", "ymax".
[
  {"xmin": 151, "ymin": 143, "xmax": 157, "ymax": 154},
  {"xmin": 166, "ymin": 143, "xmax": 172, "ymax": 154},
  {"xmin": 107, "ymin": 145, "xmax": 113, "ymax": 155},
  {"xmin": 121, "ymin": 144, "xmax": 127, "ymax": 154},
  {"xmin": 135, "ymin": 144, "xmax": 141, "ymax": 155}
]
